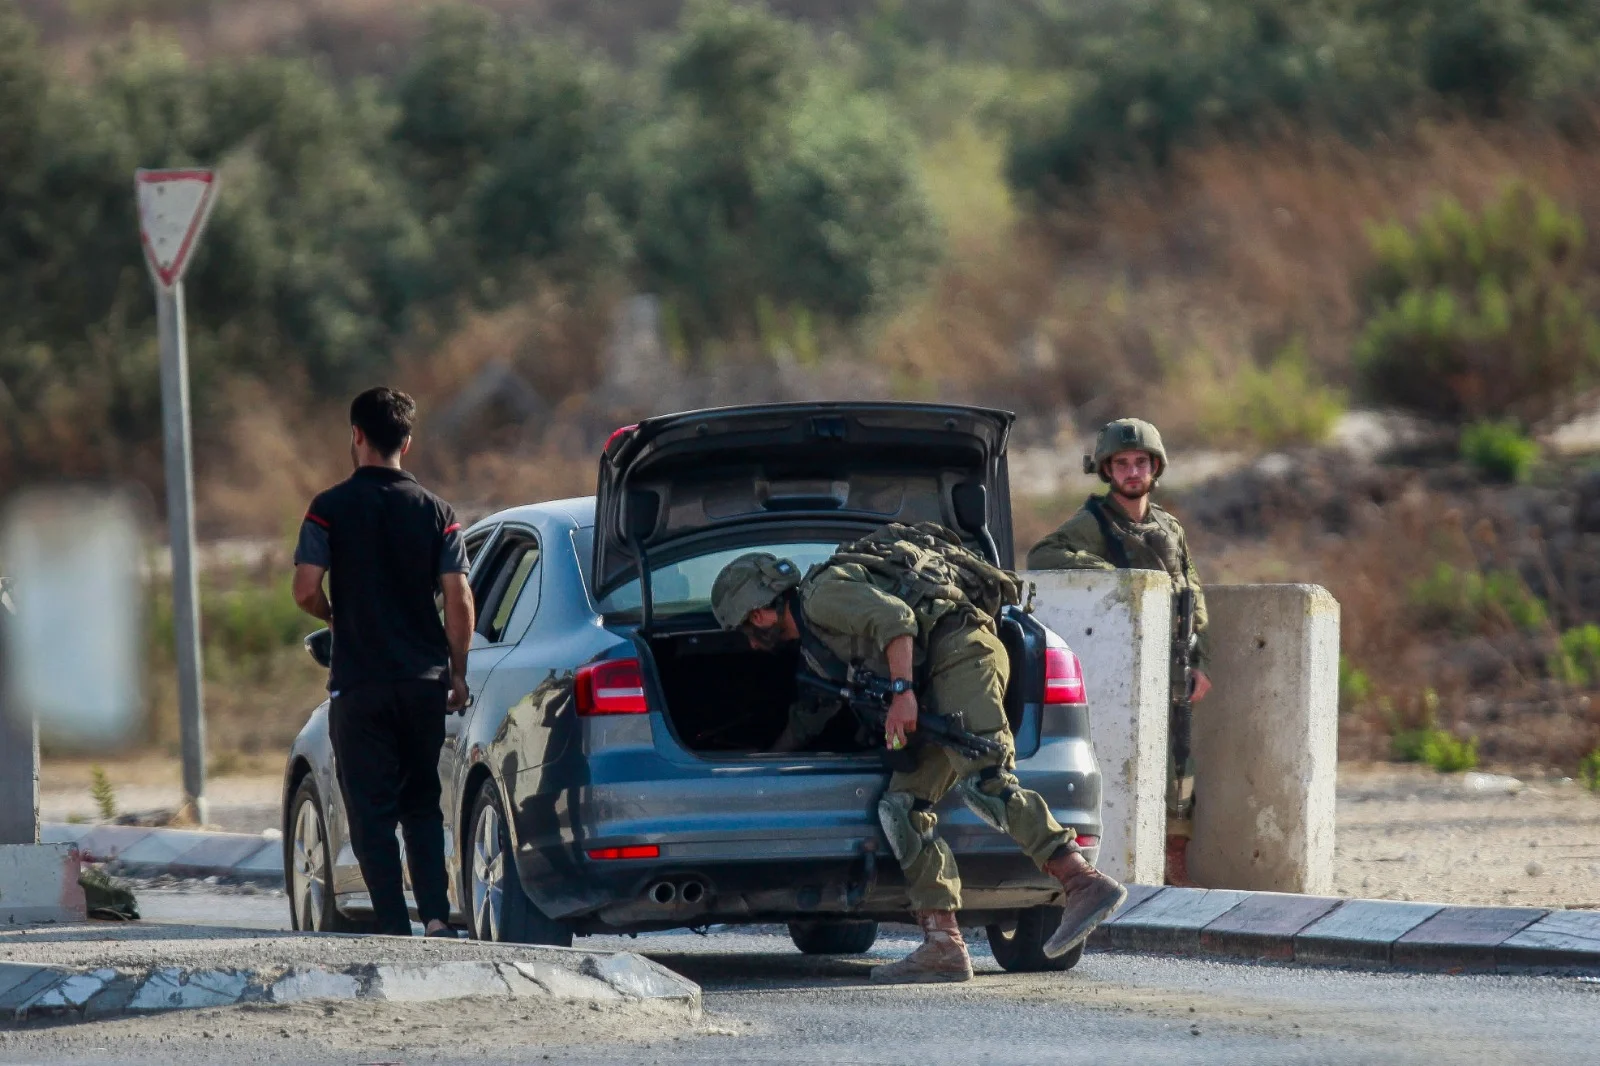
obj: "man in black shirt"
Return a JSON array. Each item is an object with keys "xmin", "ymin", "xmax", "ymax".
[{"xmin": 292, "ymin": 387, "xmax": 474, "ymax": 937}]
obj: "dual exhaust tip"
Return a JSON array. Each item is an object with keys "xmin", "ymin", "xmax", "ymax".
[{"xmin": 646, "ymin": 879, "xmax": 707, "ymax": 906}]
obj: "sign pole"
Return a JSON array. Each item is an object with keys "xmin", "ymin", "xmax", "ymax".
[
  {"xmin": 156, "ymin": 282, "xmax": 207, "ymax": 825},
  {"xmin": 137, "ymin": 168, "xmax": 217, "ymax": 827}
]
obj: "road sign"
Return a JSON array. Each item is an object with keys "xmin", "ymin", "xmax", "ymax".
[
  {"xmin": 136, "ymin": 169, "xmax": 217, "ymax": 291},
  {"xmin": 136, "ymin": 167, "xmax": 216, "ymax": 824}
]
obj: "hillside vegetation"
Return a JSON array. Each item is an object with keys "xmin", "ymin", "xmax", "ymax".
[{"xmin": 11, "ymin": 0, "xmax": 1600, "ymax": 766}]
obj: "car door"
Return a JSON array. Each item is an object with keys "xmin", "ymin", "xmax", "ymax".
[{"xmin": 441, "ymin": 524, "xmax": 544, "ymax": 910}]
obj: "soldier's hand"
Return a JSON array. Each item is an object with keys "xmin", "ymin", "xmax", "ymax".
[
  {"xmin": 1191, "ymin": 669, "xmax": 1211, "ymax": 703},
  {"xmin": 885, "ymin": 691, "xmax": 918, "ymax": 750},
  {"xmin": 447, "ymin": 673, "xmax": 471, "ymax": 714}
]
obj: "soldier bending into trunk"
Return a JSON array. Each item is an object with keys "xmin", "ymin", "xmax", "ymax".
[{"xmin": 710, "ymin": 541, "xmax": 1126, "ymax": 983}]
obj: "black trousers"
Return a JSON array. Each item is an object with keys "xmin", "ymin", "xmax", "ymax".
[{"xmin": 329, "ymin": 680, "xmax": 452, "ymax": 934}]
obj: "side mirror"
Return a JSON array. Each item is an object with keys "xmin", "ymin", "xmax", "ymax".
[
  {"xmin": 304, "ymin": 628, "xmax": 332, "ymax": 669},
  {"xmin": 624, "ymin": 488, "xmax": 661, "ymax": 546},
  {"xmin": 952, "ymin": 482, "xmax": 989, "ymax": 535}
]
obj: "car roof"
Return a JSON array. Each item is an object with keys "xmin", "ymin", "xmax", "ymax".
[{"xmin": 470, "ymin": 495, "xmax": 596, "ymax": 533}]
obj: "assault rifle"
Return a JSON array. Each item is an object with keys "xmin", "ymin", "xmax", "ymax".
[
  {"xmin": 794, "ymin": 668, "xmax": 1006, "ymax": 763},
  {"xmin": 1171, "ymin": 587, "xmax": 1198, "ymax": 769}
]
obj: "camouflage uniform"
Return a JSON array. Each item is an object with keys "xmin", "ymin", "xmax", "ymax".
[
  {"xmin": 792, "ymin": 559, "xmax": 1076, "ymax": 911},
  {"xmin": 1026, "ymin": 430, "xmax": 1209, "ymax": 840}
]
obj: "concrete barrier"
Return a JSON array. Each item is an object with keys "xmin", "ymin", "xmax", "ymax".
[
  {"xmin": 1190, "ymin": 584, "xmax": 1339, "ymax": 894},
  {"xmin": 0, "ymin": 844, "xmax": 86, "ymax": 925},
  {"xmin": 1025, "ymin": 570, "xmax": 1171, "ymax": 885}
]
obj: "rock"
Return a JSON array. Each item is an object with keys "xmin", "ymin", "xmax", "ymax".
[
  {"xmin": 1526, "ymin": 861, "xmax": 1545, "ymax": 877},
  {"xmin": 1463, "ymin": 772, "xmax": 1526, "ymax": 794}
]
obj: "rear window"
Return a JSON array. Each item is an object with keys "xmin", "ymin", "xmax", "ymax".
[{"xmin": 578, "ymin": 532, "xmax": 839, "ymax": 620}]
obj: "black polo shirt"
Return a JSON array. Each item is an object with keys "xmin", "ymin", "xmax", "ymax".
[{"xmin": 294, "ymin": 466, "xmax": 469, "ymax": 694}]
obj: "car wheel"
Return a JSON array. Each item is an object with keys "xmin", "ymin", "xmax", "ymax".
[
  {"xmin": 788, "ymin": 919, "xmax": 879, "ymax": 955},
  {"xmin": 466, "ymin": 779, "xmax": 572, "ymax": 946},
  {"xmin": 287, "ymin": 777, "xmax": 373, "ymax": 933},
  {"xmin": 987, "ymin": 906, "xmax": 1083, "ymax": 972}
]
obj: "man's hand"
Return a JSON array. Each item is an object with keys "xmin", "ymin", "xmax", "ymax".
[
  {"xmin": 447, "ymin": 672, "xmax": 470, "ymax": 713},
  {"xmin": 292, "ymin": 563, "xmax": 333, "ymax": 623},
  {"xmin": 1191, "ymin": 669, "xmax": 1212, "ymax": 702},
  {"xmin": 884, "ymin": 690, "xmax": 918, "ymax": 750}
]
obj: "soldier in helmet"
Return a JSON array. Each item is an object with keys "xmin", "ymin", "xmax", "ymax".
[
  {"xmin": 711, "ymin": 545, "xmax": 1126, "ymax": 984},
  {"xmin": 1026, "ymin": 418, "xmax": 1211, "ymax": 886}
]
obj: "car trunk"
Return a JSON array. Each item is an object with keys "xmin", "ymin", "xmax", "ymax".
[{"xmin": 644, "ymin": 612, "xmax": 1041, "ymax": 758}]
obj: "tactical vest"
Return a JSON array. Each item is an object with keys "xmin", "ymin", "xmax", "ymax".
[
  {"xmin": 1083, "ymin": 496, "xmax": 1191, "ymax": 584},
  {"xmin": 823, "ymin": 522, "xmax": 1025, "ymax": 625}
]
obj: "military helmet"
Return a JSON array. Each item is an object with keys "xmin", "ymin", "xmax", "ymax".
[
  {"xmin": 710, "ymin": 552, "xmax": 803, "ymax": 629},
  {"xmin": 1083, "ymin": 418, "xmax": 1167, "ymax": 482}
]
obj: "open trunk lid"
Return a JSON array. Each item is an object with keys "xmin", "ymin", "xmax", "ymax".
[{"xmin": 593, "ymin": 402, "xmax": 1016, "ymax": 601}]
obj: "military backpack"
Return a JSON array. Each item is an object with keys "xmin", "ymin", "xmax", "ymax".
[{"xmin": 821, "ymin": 521, "xmax": 1026, "ymax": 624}]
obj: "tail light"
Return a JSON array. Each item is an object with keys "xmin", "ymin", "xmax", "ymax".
[
  {"xmin": 1074, "ymin": 835, "xmax": 1099, "ymax": 849},
  {"xmin": 575, "ymin": 658, "xmax": 647, "ymax": 715},
  {"xmin": 1044, "ymin": 647, "xmax": 1087, "ymax": 706},
  {"xmin": 603, "ymin": 423, "xmax": 638, "ymax": 457},
  {"xmin": 587, "ymin": 845, "xmax": 660, "ymax": 860}
]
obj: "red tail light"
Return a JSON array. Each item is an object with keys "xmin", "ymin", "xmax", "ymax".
[
  {"xmin": 1074, "ymin": 835, "xmax": 1099, "ymax": 849},
  {"xmin": 587, "ymin": 845, "xmax": 660, "ymax": 860},
  {"xmin": 575, "ymin": 658, "xmax": 648, "ymax": 715},
  {"xmin": 603, "ymin": 423, "xmax": 638, "ymax": 456},
  {"xmin": 1044, "ymin": 647, "xmax": 1087, "ymax": 706}
]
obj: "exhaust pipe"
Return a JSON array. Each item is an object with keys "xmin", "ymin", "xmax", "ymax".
[
  {"xmin": 679, "ymin": 880, "xmax": 706, "ymax": 905},
  {"xmin": 647, "ymin": 881, "xmax": 677, "ymax": 905}
]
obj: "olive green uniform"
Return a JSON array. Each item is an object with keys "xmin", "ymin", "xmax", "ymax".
[
  {"xmin": 792, "ymin": 560, "xmax": 1075, "ymax": 912},
  {"xmin": 1027, "ymin": 495, "xmax": 1208, "ymax": 838}
]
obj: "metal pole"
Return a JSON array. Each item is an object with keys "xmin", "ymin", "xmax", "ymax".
[
  {"xmin": 156, "ymin": 282, "xmax": 207, "ymax": 826},
  {"xmin": 0, "ymin": 591, "xmax": 40, "ymax": 843}
]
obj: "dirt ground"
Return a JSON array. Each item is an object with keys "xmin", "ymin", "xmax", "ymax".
[{"xmin": 38, "ymin": 758, "xmax": 1600, "ymax": 908}]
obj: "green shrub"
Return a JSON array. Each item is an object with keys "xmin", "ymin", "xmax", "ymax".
[
  {"xmin": 1198, "ymin": 338, "xmax": 1346, "ymax": 449},
  {"xmin": 149, "ymin": 569, "xmax": 309, "ymax": 681},
  {"xmin": 1554, "ymin": 623, "xmax": 1600, "ymax": 686},
  {"xmin": 1461, "ymin": 420, "xmax": 1540, "ymax": 482},
  {"xmin": 1391, "ymin": 726, "xmax": 1478, "ymax": 772},
  {"xmin": 1355, "ymin": 185, "xmax": 1600, "ymax": 423},
  {"xmin": 1408, "ymin": 561, "xmax": 1547, "ymax": 634},
  {"xmin": 1581, "ymin": 748, "xmax": 1600, "ymax": 792},
  {"xmin": 90, "ymin": 766, "xmax": 117, "ymax": 822},
  {"xmin": 1339, "ymin": 654, "xmax": 1373, "ymax": 715}
]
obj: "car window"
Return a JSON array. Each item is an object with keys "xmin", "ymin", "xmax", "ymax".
[
  {"xmin": 476, "ymin": 531, "xmax": 541, "ymax": 644},
  {"xmin": 594, "ymin": 541, "xmax": 839, "ymax": 620}
]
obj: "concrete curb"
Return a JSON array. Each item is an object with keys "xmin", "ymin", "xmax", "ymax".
[
  {"xmin": 1089, "ymin": 885, "xmax": 1600, "ymax": 974},
  {"xmin": 0, "ymin": 949, "xmax": 701, "ymax": 1024},
  {"xmin": 42, "ymin": 823, "xmax": 282, "ymax": 885}
]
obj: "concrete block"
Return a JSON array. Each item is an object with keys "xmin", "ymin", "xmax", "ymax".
[
  {"xmin": 114, "ymin": 827, "xmax": 217, "ymax": 871},
  {"xmin": 1097, "ymin": 886, "xmax": 1250, "ymax": 953},
  {"xmin": 373, "ymin": 962, "xmax": 510, "ymax": 1002},
  {"xmin": 510, "ymin": 961, "xmax": 622, "ymax": 1002},
  {"xmin": 1293, "ymin": 900, "xmax": 1442, "ymax": 967},
  {"xmin": 169, "ymin": 833, "xmax": 276, "ymax": 876},
  {"xmin": 581, "ymin": 952, "xmax": 701, "ymax": 1006},
  {"xmin": 1199, "ymin": 892, "xmax": 1341, "ymax": 960},
  {"xmin": 1025, "ymin": 569, "xmax": 1171, "ymax": 885},
  {"xmin": 72, "ymin": 824, "xmax": 148, "ymax": 863},
  {"xmin": 128, "ymin": 968, "xmax": 249, "ymax": 1011},
  {"xmin": 0, "ymin": 843, "xmax": 86, "ymax": 924},
  {"xmin": 0, "ymin": 966, "xmax": 69, "ymax": 1016},
  {"xmin": 1393, "ymin": 906, "xmax": 1546, "ymax": 972},
  {"xmin": 268, "ymin": 968, "xmax": 363, "ymax": 1004},
  {"xmin": 1191, "ymin": 585, "xmax": 1339, "ymax": 894},
  {"xmin": 1498, "ymin": 910, "xmax": 1600, "ymax": 972}
]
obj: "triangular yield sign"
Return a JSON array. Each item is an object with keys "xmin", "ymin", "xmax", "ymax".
[{"xmin": 136, "ymin": 169, "xmax": 218, "ymax": 290}]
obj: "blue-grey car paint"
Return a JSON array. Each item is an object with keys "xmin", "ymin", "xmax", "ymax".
[{"xmin": 282, "ymin": 494, "xmax": 1103, "ymax": 931}]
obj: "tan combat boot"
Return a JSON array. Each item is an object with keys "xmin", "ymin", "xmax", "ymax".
[
  {"xmin": 1164, "ymin": 835, "xmax": 1195, "ymax": 887},
  {"xmin": 1041, "ymin": 846, "xmax": 1128, "ymax": 958},
  {"xmin": 870, "ymin": 910, "xmax": 974, "ymax": 984}
]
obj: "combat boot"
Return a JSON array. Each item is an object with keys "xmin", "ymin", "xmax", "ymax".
[
  {"xmin": 1164, "ymin": 835, "xmax": 1195, "ymax": 887},
  {"xmin": 1041, "ymin": 846, "xmax": 1127, "ymax": 958},
  {"xmin": 870, "ymin": 910, "xmax": 973, "ymax": 984}
]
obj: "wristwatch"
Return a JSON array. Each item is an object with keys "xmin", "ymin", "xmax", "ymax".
[{"xmin": 888, "ymin": 677, "xmax": 913, "ymax": 695}]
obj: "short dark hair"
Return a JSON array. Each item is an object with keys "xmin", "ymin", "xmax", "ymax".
[{"xmin": 349, "ymin": 387, "xmax": 416, "ymax": 456}]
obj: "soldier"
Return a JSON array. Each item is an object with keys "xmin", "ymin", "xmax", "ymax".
[
  {"xmin": 710, "ymin": 545, "xmax": 1127, "ymax": 984},
  {"xmin": 1026, "ymin": 418, "xmax": 1211, "ymax": 886}
]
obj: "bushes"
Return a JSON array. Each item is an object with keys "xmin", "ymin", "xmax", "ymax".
[
  {"xmin": 1554, "ymin": 623, "xmax": 1600, "ymax": 687},
  {"xmin": 1582, "ymin": 748, "xmax": 1600, "ymax": 792},
  {"xmin": 1460, "ymin": 420, "xmax": 1540, "ymax": 482},
  {"xmin": 1407, "ymin": 561, "xmax": 1547, "ymax": 634},
  {"xmin": 1355, "ymin": 185, "xmax": 1600, "ymax": 423},
  {"xmin": 1196, "ymin": 338, "xmax": 1346, "ymax": 448}
]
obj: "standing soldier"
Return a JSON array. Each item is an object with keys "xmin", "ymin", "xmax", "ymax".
[
  {"xmin": 710, "ymin": 540, "xmax": 1127, "ymax": 983},
  {"xmin": 1026, "ymin": 418, "xmax": 1211, "ymax": 886}
]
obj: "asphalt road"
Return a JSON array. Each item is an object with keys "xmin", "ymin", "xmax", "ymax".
[{"xmin": 3, "ymin": 887, "xmax": 1597, "ymax": 1065}]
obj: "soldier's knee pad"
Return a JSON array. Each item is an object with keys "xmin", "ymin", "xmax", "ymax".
[
  {"xmin": 958, "ymin": 767, "xmax": 1020, "ymax": 833},
  {"xmin": 878, "ymin": 791, "xmax": 937, "ymax": 866}
]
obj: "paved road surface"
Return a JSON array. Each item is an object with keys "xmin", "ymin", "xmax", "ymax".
[{"xmin": 3, "ymin": 888, "xmax": 1596, "ymax": 1065}]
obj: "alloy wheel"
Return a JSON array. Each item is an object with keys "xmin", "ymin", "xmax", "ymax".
[
  {"xmin": 292, "ymin": 798, "xmax": 328, "ymax": 931},
  {"xmin": 472, "ymin": 803, "xmax": 505, "ymax": 940}
]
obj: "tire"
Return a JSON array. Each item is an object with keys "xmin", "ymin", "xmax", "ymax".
[
  {"xmin": 987, "ymin": 907, "xmax": 1084, "ymax": 973},
  {"xmin": 465, "ymin": 779, "xmax": 572, "ymax": 946},
  {"xmin": 286, "ymin": 777, "xmax": 375, "ymax": 933},
  {"xmin": 788, "ymin": 919, "xmax": 880, "ymax": 955}
]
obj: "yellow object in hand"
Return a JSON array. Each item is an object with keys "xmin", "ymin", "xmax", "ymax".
[{"xmin": 888, "ymin": 735, "xmax": 905, "ymax": 750}]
